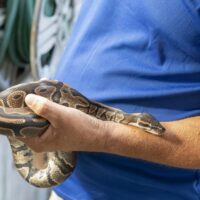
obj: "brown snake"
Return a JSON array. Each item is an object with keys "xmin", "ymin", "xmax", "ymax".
[{"xmin": 0, "ymin": 80, "xmax": 165, "ymax": 188}]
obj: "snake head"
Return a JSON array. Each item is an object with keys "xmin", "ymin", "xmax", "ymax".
[{"xmin": 135, "ymin": 113, "xmax": 165, "ymax": 136}]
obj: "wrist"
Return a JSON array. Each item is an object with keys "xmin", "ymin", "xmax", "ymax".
[
  {"xmin": 89, "ymin": 119, "xmax": 115, "ymax": 153},
  {"xmin": 96, "ymin": 120, "xmax": 118, "ymax": 153}
]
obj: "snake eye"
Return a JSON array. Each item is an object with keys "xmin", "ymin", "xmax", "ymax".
[{"xmin": 137, "ymin": 121, "xmax": 149, "ymax": 128}]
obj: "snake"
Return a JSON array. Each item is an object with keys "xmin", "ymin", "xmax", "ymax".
[{"xmin": 0, "ymin": 80, "xmax": 165, "ymax": 188}]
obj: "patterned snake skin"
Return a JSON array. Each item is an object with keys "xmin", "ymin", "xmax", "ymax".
[{"xmin": 0, "ymin": 80, "xmax": 165, "ymax": 188}]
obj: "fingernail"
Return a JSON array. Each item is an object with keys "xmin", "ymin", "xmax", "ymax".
[{"xmin": 25, "ymin": 94, "xmax": 44, "ymax": 107}]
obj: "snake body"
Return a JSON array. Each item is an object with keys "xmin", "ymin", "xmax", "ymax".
[{"xmin": 0, "ymin": 80, "xmax": 165, "ymax": 188}]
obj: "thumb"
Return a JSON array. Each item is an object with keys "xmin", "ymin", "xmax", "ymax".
[{"xmin": 25, "ymin": 94, "xmax": 58, "ymax": 123}]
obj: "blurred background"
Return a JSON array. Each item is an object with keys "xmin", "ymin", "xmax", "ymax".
[{"xmin": 0, "ymin": 0, "xmax": 82, "ymax": 199}]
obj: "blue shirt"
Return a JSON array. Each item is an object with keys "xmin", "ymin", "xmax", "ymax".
[{"xmin": 54, "ymin": 0, "xmax": 200, "ymax": 199}]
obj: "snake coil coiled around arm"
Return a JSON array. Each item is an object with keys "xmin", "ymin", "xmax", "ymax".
[{"xmin": 0, "ymin": 80, "xmax": 165, "ymax": 188}]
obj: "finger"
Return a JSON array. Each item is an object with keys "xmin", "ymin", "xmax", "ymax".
[
  {"xmin": 25, "ymin": 94, "xmax": 62, "ymax": 125},
  {"xmin": 20, "ymin": 136, "xmax": 44, "ymax": 153},
  {"xmin": 20, "ymin": 126, "xmax": 55, "ymax": 152}
]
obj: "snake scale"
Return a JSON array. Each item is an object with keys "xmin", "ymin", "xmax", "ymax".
[{"xmin": 0, "ymin": 80, "xmax": 165, "ymax": 188}]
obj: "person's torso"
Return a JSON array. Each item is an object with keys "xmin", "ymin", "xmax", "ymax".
[{"xmin": 54, "ymin": 0, "xmax": 200, "ymax": 199}]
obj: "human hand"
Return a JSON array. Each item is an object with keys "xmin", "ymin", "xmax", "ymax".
[{"xmin": 20, "ymin": 94, "xmax": 109, "ymax": 153}]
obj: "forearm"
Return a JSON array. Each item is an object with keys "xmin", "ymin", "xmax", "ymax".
[
  {"xmin": 22, "ymin": 95, "xmax": 200, "ymax": 169},
  {"xmin": 97, "ymin": 116, "xmax": 200, "ymax": 169}
]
